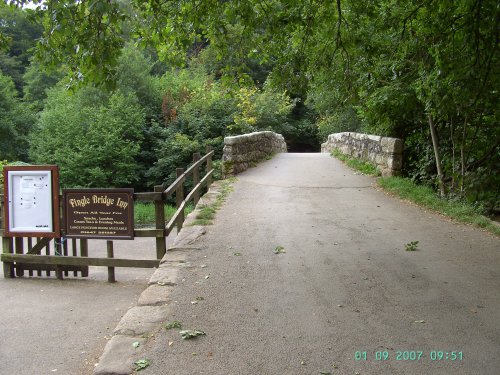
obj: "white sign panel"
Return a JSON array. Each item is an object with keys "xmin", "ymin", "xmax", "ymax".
[{"xmin": 7, "ymin": 170, "xmax": 54, "ymax": 233}]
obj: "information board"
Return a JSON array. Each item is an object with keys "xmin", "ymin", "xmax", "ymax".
[
  {"xmin": 64, "ymin": 189, "xmax": 134, "ymax": 239},
  {"xmin": 3, "ymin": 166, "xmax": 60, "ymax": 237}
]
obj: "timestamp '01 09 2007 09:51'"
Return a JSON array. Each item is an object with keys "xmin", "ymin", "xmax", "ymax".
[{"xmin": 355, "ymin": 351, "xmax": 463, "ymax": 362}]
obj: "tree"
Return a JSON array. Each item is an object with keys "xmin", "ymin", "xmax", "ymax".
[
  {"xmin": 30, "ymin": 85, "xmax": 145, "ymax": 187},
  {"xmin": 0, "ymin": 71, "xmax": 34, "ymax": 160},
  {"xmin": 22, "ymin": 59, "xmax": 66, "ymax": 111},
  {"xmin": 0, "ymin": 4, "xmax": 43, "ymax": 93}
]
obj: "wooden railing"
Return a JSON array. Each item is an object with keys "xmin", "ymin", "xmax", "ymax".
[
  {"xmin": 133, "ymin": 146, "xmax": 214, "ymax": 258},
  {"xmin": 0, "ymin": 146, "xmax": 214, "ymax": 280}
]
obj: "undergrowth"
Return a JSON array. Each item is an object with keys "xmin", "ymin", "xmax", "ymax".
[
  {"xmin": 330, "ymin": 149, "xmax": 380, "ymax": 176},
  {"xmin": 330, "ymin": 149, "xmax": 499, "ymax": 237}
]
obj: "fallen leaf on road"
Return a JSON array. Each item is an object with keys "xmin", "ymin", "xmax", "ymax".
[
  {"xmin": 164, "ymin": 321, "xmax": 182, "ymax": 330},
  {"xmin": 234, "ymin": 252, "xmax": 242, "ymax": 256},
  {"xmin": 273, "ymin": 246, "xmax": 286, "ymax": 254},
  {"xmin": 134, "ymin": 359, "xmax": 150, "ymax": 371},
  {"xmin": 180, "ymin": 330, "xmax": 206, "ymax": 339}
]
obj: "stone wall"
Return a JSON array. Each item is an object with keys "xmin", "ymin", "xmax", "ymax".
[
  {"xmin": 223, "ymin": 131, "xmax": 287, "ymax": 176},
  {"xmin": 321, "ymin": 132, "xmax": 403, "ymax": 176}
]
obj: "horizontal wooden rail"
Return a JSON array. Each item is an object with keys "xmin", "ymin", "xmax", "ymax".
[
  {"xmin": 0, "ymin": 146, "xmax": 214, "ymax": 280},
  {"xmin": 184, "ymin": 150, "xmax": 214, "ymax": 177},
  {"xmin": 1, "ymin": 254, "xmax": 160, "ymax": 268},
  {"xmin": 163, "ymin": 174, "xmax": 186, "ymax": 198},
  {"xmin": 134, "ymin": 192, "xmax": 163, "ymax": 201},
  {"xmin": 185, "ymin": 169, "xmax": 214, "ymax": 204}
]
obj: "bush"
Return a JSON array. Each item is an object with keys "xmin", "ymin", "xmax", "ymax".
[
  {"xmin": 317, "ymin": 107, "xmax": 363, "ymax": 142},
  {"xmin": 30, "ymin": 86, "xmax": 145, "ymax": 188}
]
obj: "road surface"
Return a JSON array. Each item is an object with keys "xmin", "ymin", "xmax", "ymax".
[
  {"xmin": 0, "ymin": 236, "xmax": 172, "ymax": 375},
  {"xmin": 139, "ymin": 153, "xmax": 500, "ymax": 375}
]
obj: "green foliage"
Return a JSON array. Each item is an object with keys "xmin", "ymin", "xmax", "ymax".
[
  {"xmin": 317, "ymin": 107, "xmax": 363, "ymax": 142},
  {"xmin": 189, "ymin": 178, "xmax": 235, "ymax": 226},
  {"xmin": 0, "ymin": 159, "xmax": 8, "ymax": 186},
  {"xmin": 0, "ymin": 71, "xmax": 35, "ymax": 160},
  {"xmin": 378, "ymin": 177, "xmax": 500, "ymax": 237},
  {"xmin": 22, "ymin": 60, "xmax": 67, "ymax": 112},
  {"xmin": 0, "ymin": 4, "xmax": 43, "ymax": 93},
  {"xmin": 1, "ymin": 0, "xmax": 497, "ymax": 211},
  {"xmin": 135, "ymin": 202, "xmax": 193, "ymax": 225},
  {"xmin": 30, "ymin": 86, "xmax": 145, "ymax": 187},
  {"xmin": 330, "ymin": 149, "xmax": 380, "ymax": 176},
  {"xmin": 231, "ymin": 84, "xmax": 294, "ymax": 135},
  {"xmin": 115, "ymin": 43, "xmax": 163, "ymax": 119},
  {"xmin": 146, "ymin": 131, "xmax": 201, "ymax": 188},
  {"xmin": 405, "ymin": 241, "xmax": 419, "ymax": 252}
]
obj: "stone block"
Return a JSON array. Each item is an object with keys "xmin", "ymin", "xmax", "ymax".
[
  {"xmin": 113, "ymin": 305, "xmax": 170, "ymax": 336},
  {"xmin": 93, "ymin": 335, "xmax": 145, "ymax": 375},
  {"xmin": 159, "ymin": 250, "xmax": 187, "ymax": 264},
  {"xmin": 138, "ymin": 284, "xmax": 174, "ymax": 306},
  {"xmin": 387, "ymin": 155, "xmax": 403, "ymax": 170},
  {"xmin": 380, "ymin": 137, "xmax": 403, "ymax": 154},
  {"xmin": 148, "ymin": 266, "xmax": 179, "ymax": 286},
  {"xmin": 172, "ymin": 225, "xmax": 206, "ymax": 246}
]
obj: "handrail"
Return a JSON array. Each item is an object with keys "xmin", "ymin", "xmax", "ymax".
[
  {"xmin": 184, "ymin": 150, "xmax": 214, "ymax": 177},
  {"xmin": 0, "ymin": 145, "xmax": 215, "ymax": 268}
]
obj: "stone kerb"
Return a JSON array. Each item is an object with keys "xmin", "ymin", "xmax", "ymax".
[
  {"xmin": 93, "ymin": 182, "xmax": 225, "ymax": 375},
  {"xmin": 222, "ymin": 131, "xmax": 287, "ymax": 176},
  {"xmin": 321, "ymin": 132, "xmax": 403, "ymax": 176}
]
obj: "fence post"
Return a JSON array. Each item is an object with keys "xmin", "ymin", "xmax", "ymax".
[
  {"xmin": 192, "ymin": 152, "xmax": 200, "ymax": 205},
  {"xmin": 107, "ymin": 240, "xmax": 116, "ymax": 283},
  {"xmin": 154, "ymin": 185, "xmax": 166, "ymax": 259},
  {"xmin": 0, "ymin": 196, "xmax": 12, "ymax": 278},
  {"xmin": 176, "ymin": 168, "xmax": 185, "ymax": 232},
  {"xmin": 2, "ymin": 237, "xmax": 14, "ymax": 278},
  {"xmin": 14, "ymin": 237, "xmax": 24, "ymax": 277},
  {"xmin": 206, "ymin": 145, "xmax": 213, "ymax": 188},
  {"xmin": 80, "ymin": 239, "xmax": 88, "ymax": 277}
]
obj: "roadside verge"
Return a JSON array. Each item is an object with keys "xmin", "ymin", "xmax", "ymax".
[{"xmin": 93, "ymin": 179, "xmax": 234, "ymax": 375}]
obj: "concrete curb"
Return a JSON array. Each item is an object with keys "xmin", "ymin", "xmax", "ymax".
[{"xmin": 93, "ymin": 181, "xmax": 226, "ymax": 375}]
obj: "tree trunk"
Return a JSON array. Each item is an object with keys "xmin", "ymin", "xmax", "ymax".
[{"xmin": 428, "ymin": 114, "xmax": 446, "ymax": 197}]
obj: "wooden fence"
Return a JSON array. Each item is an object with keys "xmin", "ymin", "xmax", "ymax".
[{"xmin": 1, "ymin": 147, "xmax": 214, "ymax": 281}]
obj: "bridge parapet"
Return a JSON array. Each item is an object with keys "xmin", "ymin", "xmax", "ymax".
[
  {"xmin": 223, "ymin": 131, "xmax": 287, "ymax": 176},
  {"xmin": 321, "ymin": 132, "xmax": 403, "ymax": 176}
]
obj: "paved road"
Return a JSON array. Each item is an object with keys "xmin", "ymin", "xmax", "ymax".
[
  {"xmin": 0, "ymin": 236, "xmax": 173, "ymax": 375},
  {"xmin": 140, "ymin": 153, "xmax": 500, "ymax": 375}
]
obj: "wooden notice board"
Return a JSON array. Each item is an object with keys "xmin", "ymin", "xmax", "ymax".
[
  {"xmin": 3, "ymin": 165, "xmax": 60, "ymax": 238},
  {"xmin": 63, "ymin": 188, "xmax": 134, "ymax": 240}
]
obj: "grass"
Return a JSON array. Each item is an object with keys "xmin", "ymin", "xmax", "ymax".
[
  {"xmin": 134, "ymin": 202, "xmax": 193, "ymax": 226},
  {"xmin": 330, "ymin": 149, "xmax": 380, "ymax": 176},
  {"xmin": 330, "ymin": 148, "xmax": 499, "ymax": 237},
  {"xmin": 190, "ymin": 177, "xmax": 236, "ymax": 226},
  {"xmin": 378, "ymin": 176, "xmax": 500, "ymax": 236}
]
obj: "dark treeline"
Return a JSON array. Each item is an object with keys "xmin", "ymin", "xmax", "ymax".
[{"xmin": 0, "ymin": 1, "xmax": 498, "ymax": 213}]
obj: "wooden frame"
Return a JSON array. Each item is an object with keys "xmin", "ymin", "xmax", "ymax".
[
  {"xmin": 63, "ymin": 188, "xmax": 135, "ymax": 240},
  {"xmin": 3, "ymin": 165, "xmax": 60, "ymax": 238},
  {"xmin": 1, "ymin": 147, "xmax": 214, "ymax": 281}
]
